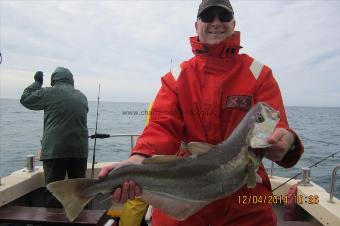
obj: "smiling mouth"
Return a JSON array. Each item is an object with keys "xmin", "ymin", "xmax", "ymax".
[{"xmin": 208, "ymin": 31, "xmax": 225, "ymax": 35}]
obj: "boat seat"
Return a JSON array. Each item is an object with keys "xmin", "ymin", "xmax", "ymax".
[
  {"xmin": 277, "ymin": 220, "xmax": 323, "ymax": 226},
  {"xmin": 0, "ymin": 205, "xmax": 107, "ymax": 225}
]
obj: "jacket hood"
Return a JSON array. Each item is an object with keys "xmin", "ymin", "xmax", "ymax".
[
  {"xmin": 50, "ymin": 67, "xmax": 74, "ymax": 87},
  {"xmin": 190, "ymin": 31, "xmax": 241, "ymax": 58}
]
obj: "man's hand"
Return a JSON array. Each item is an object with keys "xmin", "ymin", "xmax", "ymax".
[
  {"xmin": 34, "ymin": 71, "xmax": 44, "ymax": 85},
  {"xmin": 98, "ymin": 154, "xmax": 145, "ymax": 203},
  {"xmin": 264, "ymin": 128, "xmax": 295, "ymax": 161}
]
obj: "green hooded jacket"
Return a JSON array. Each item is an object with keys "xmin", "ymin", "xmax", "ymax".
[{"xmin": 20, "ymin": 67, "xmax": 88, "ymax": 160}]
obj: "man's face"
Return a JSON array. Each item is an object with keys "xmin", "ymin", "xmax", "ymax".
[{"xmin": 195, "ymin": 7, "xmax": 236, "ymax": 45}]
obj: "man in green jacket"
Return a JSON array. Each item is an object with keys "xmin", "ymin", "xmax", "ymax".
[{"xmin": 20, "ymin": 67, "xmax": 89, "ymax": 207}]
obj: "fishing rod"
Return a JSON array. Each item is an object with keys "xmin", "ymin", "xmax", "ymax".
[
  {"xmin": 91, "ymin": 84, "xmax": 101, "ymax": 179},
  {"xmin": 89, "ymin": 133, "xmax": 140, "ymax": 139},
  {"xmin": 301, "ymin": 137, "xmax": 339, "ymax": 146},
  {"xmin": 89, "ymin": 133, "xmax": 110, "ymax": 139},
  {"xmin": 272, "ymin": 150, "xmax": 340, "ymax": 192}
]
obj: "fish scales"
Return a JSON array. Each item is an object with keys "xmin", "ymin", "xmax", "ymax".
[
  {"xmin": 47, "ymin": 102, "xmax": 280, "ymax": 221},
  {"xmin": 86, "ymin": 159, "xmax": 224, "ymax": 201}
]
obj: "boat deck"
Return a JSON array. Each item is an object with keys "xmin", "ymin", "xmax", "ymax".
[{"xmin": 0, "ymin": 205, "xmax": 107, "ymax": 225}]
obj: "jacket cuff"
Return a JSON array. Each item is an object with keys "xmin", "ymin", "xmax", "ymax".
[
  {"xmin": 130, "ymin": 148, "xmax": 154, "ymax": 158},
  {"xmin": 275, "ymin": 128, "xmax": 304, "ymax": 168}
]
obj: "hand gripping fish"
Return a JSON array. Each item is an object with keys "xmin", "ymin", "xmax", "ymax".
[{"xmin": 47, "ymin": 102, "xmax": 280, "ymax": 221}]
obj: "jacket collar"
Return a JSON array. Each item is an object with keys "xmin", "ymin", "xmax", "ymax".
[{"xmin": 190, "ymin": 31, "xmax": 241, "ymax": 58}]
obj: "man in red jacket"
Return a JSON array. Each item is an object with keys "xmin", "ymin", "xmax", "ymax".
[{"xmin": 99, "ymin": 0, "xmax": 303, "ymax": 225}]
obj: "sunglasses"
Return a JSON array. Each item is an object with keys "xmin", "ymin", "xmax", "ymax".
[{"xmin": 199, "ymin": 11, "xmax": 233, "ymax": 23}]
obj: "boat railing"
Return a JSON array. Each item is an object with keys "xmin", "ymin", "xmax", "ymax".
[
  {"xmin": 90, "ymin": 133, "xmax": 141, "ymax": 152},
  {"xmin": 329, "ymin": 164, "xmax": 340, "ymax": 203},
  {"xmin": 108, "ymin": 134, "xmax": 140, "ymax": 151},
  {"xmin": 269, "ymin": 161, "xmax": 274, "ymax": 178}
]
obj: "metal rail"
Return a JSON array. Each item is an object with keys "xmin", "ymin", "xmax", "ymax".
[
  {"xmin": 329, "ymin": 164, "xmax": 340, "ymax": 203},
  {"xmin": 106, "ymin": 134, "xmax": 141, "ymax": 151},
  {"xmin": 269, "ymin": 161, "xmax": 274, "ymax": 178},
  {"xmin": 89, "ymin": 133, "xmax": 140, "ymax": 151}
]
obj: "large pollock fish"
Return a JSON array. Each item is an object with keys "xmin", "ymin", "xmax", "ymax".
[{"xmin": 47, "ymin": 102, "xmax": 280, "ymax": 221}]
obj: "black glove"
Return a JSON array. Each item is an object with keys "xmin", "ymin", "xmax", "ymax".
[{"xmin": 34, "ymin": 71, "xmax": 44, "ymax": 85}]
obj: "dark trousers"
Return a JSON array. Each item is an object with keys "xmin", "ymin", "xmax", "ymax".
[{"xmin": 43, "ymin": 158, "xmax": 87, "ymax": 208}]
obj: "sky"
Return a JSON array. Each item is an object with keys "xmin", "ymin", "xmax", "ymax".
[{"xmin": 1, "ymin": 0, "xmax": 340, "ymax": 107}]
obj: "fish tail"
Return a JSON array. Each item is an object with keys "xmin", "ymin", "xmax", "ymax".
[{"xmin": 46, "ymin": 178, "xmax": 96, "ymax": 222}]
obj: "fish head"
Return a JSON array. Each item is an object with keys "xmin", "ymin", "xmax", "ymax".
[
  {"xmin": 249, "ymin": 102, "xmax": 280, "ymax": 149},
  {"xmin": 243, "ymin": 103, "xmax": 280, "ymax": 188}
]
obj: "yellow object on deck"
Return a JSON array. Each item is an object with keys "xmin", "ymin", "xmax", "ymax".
[
  {"xmin": 119, "ymin": 197, "xmax": 149, "ymax": 226},
  {"xmin": 106, "ymin": 209, "xmax": 122, "ymax": 217},
  {"xmin": 145, "ymin": 101, "xmax": 153, "ymax": 127}
]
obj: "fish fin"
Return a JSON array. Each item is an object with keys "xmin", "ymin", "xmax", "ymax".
[
  {"xmin": 246, "ymin": 161, "xmax": 257, "ymax": 188},
  {"xmin": 47, "ymin": 178, "xmax": 96, "ymax": 222},
  {"xmin": 142, "ymin": 155, "xmax": 182, "ymax": 164},
  {"xmin": 141, "ymin": 191, "xmax": 208, "ymax": 220},
  {"xmin": 186, "ymin": 142, "xmax": 215, "ymax": 155}
]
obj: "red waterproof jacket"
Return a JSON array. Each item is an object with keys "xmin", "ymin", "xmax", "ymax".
[{"xmin": 132, "ymin": 31, "xmax": 303, "ymax": 226}]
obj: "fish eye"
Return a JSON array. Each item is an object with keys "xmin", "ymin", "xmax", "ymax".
[{"xmin": 256, "ymin": 114, "xmax": 265, "ymax": 123}]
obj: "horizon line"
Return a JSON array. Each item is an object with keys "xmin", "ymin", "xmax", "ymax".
[{"xmin": 1, "ymin": 97, "xmax": 339, "ymax": 108}]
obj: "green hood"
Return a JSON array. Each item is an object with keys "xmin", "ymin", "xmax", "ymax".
[{"xmin": 51, "ymin": 67, "xmax": 74, "ymax": 86}]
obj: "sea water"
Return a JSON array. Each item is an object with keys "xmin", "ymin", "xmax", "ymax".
[{"xmin": 0, "ymin": 98, "xmax": 339, "ymax": 198}]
